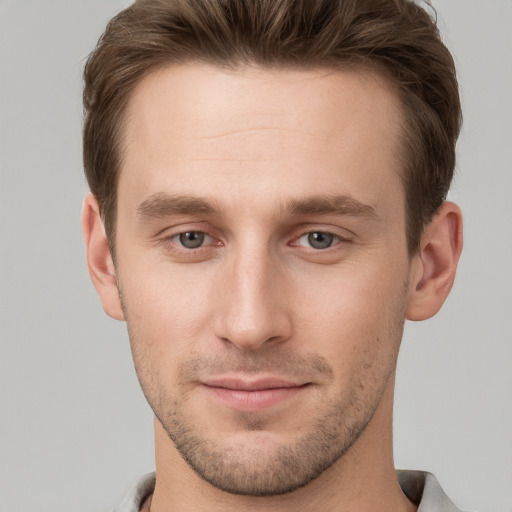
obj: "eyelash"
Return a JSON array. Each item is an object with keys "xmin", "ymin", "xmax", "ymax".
[
  {"xmin": 160, "ymin": 231, "xmax": 221, "ymax": 259},
  {"xmin": 293, "ymin": 231, "xmax": 347, "ymax": 250},
  {"xmin": 160, "ymin": 228, "xmax": 350, "ymax": 257}
]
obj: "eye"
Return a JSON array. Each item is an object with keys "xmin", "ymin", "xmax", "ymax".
[
  {"xmin": 297, "ymin": 232, "xmax": 337, "ymax": 249},
  {"xmin": 175, "ymin": 231, "xmax": 211, "ymax": 249}
]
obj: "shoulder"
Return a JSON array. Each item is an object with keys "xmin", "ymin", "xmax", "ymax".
[
  {"xmin": 397, "ymin": 470, "xmax": 470, "ymax": 512},
  {"xmin": 113, "ymin": 472, "xmax": 156, "ymax": 512}
]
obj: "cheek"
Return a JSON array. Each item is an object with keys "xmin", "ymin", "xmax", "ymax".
[
  {"xmin": 293, "ymin": 262, "xmax": 408, "ymax": 363},
  {"xmin": 120, "ymin": 259, "xmax": 216, "ymax": 330},
  {"xmin": 118, "ymin": 265, "xmax": 217, "ymax": 390}
]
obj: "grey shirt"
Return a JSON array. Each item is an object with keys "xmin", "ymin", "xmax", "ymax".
[{"xmin": 113, "ymin": 470, "xmax": 465, "ymax": 511}]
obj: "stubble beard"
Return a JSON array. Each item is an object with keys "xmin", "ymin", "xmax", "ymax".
[
  {"xmin": 121, "ymin": 285, "xmax": 407, "ymax": 497},
  {"xmin": 154, "ymin": 388, "xmax": 379, "ymax": 496},
  {"xmin": 128, "ymin": 341, "xmax": 402, "ymax": 497}
]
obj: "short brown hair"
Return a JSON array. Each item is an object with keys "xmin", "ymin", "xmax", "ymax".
[{"xmin": 83, "ymin": 0, "xmax": 461, "ymax": 254}]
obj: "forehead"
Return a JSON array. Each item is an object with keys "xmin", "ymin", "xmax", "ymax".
[{"xmin": 119, "ymin": 63, "xmax": 405, "ymax": 218}]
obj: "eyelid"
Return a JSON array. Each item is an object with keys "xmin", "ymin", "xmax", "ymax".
[
  {"xmin": 170, "ymin": 230, "xmax": 213, "ymax": 249},
  {"xmin": 296, "ymin": 232, "xmax": 338, "ymax": 248},
  {"xmin": 155, "ymin": 223, "xmax": 353, "ymax": 256},
  {"xmin": 290, "ymin": 224, "xmax": 354, "ymax": 243},
  {"xmin": 152, "ymin": 219, "xmax": 214, "ymax": 239},
  {"xmin": 157, "ymin": 225, "xmax": 223, "ymax": 259},
  {"xmin": 153, "ymin": 219, "xmax": 218, "ymax": 240},
  {"xmin": 294, "ymin": 232, "xmax": 348, "ymax": 250}
]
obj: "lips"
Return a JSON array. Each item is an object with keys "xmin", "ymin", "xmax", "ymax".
[
  {"xmin": 205, "ymin": 377, "xmax": 304, "ymax": 391},
  {"xmin": 201, "ymin": 377, "xmax": 310, "ymax": 411}
]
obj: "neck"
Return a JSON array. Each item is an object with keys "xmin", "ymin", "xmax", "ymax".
[{"xmin": 149, "ymin": 375, "xmax": 416, "ymax": 512}]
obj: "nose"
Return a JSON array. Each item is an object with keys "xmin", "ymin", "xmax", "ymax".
[{"xmin": 214, "ymin": 246, "xmax": 292, "ymax": 351}]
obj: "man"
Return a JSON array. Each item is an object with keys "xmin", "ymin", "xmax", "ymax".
[{"xmin": 81, "ymin": 0, "xmax": 464, "ymax": 510}]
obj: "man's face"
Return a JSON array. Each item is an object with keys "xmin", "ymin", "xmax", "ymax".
[{"xmin": 114, "ymin": 64, "xmax": 413, "ymax": 495}]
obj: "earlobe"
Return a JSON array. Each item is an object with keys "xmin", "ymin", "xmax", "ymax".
[
  {"xmin": 406, "ymin": 201, "xmax": 463, "ymax": 321},
  {"xmin": 81, "ymin": 194, "xmax": 125, "ymax": 321}
]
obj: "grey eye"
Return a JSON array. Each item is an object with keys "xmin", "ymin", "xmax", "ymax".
[
  {"xmin": 178, "ymin": 231, "xmax": 206, "ymax": 249},
  {"xmin": 303, "ymin": 232, "xmax": 335, "ymax": 249}
]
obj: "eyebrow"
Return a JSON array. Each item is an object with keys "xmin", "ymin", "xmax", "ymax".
[
  {"xmin": 136, "ymin": 192, "xmax": 378, "ymax": 222},
  {"xmin": 137, "ymin": 193, "xmax": 221, "ymax": 221},
  {"xmin": 285, "ymin": 195, "xmax": 378, "ymax": 219}
]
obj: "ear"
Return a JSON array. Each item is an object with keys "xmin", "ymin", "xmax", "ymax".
[
  {"xmin": 81, "ymin": 194, "xmax": 125, "ymax": 321},
  {"xmin": 406, "ymin": 201, "xmax": 463, "ymax": 321}
]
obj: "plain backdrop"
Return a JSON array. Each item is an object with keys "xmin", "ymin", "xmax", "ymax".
[{"xmin": 0, "ymin": 1, "xmax": 511, "ymax": 511}]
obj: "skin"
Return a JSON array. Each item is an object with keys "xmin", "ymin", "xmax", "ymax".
[{"xmin": 83, "ymin": 64, "xmax": 462, "ymax": 512}]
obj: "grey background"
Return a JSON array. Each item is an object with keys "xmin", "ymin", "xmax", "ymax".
[{"xmin": 0, "ymin": 1, "xmax": 510, "ymax": 511}]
